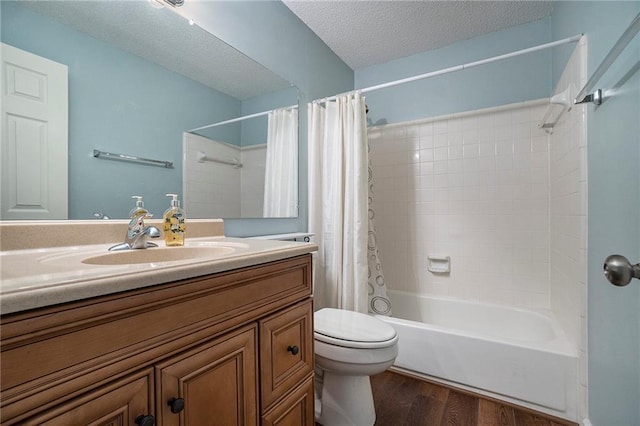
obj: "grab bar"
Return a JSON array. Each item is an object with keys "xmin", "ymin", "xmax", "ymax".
[
  {"xmin": 575, "ymin": 13, "xmax": 640, "ymax": 105},
  {"xmin": 93, "ymin": 149, "xmax": 173, "ymax": 168},
  {"xmin": 196, "ymin": 151, "xmax": 242, "ymax": 168},
  {"xmin": 538, "ymin": 85, "xmax": 573, "ymax": 133}
]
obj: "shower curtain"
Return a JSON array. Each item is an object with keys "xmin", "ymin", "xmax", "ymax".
[
  {"xmin": 264, "ymin": 107, "xmax": 298, "ymax": 217},
  {"xmin": 308, "ymin": 92, "xmax": 391, "ymax": 314},
  {"xmin": 367, "ymin": 160, "xmax": 392, "ymax": 315}
]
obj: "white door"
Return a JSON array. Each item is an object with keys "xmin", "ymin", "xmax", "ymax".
[
  {"xmin": 587, "ymin": 26, "xmax": 640, "ymax": 425},
  {"xmin": 1, "ymin": 43, "xmax": 68, "ymax": 219}
]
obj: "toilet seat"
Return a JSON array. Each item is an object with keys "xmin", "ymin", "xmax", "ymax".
[{"xmin": 314, "ymin": 308, "xmax": 398, "ymax": 349}]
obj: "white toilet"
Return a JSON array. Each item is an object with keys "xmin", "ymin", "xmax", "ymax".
[{"xmin": 314, "ymin": 308, "xmax": 398, "ymax": 426}]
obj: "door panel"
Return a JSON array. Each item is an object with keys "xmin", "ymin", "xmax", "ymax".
[
  {"xmin": 585, "ymin": 8, "xmax": 640, "ymax": 425},
  {"xmin": 156, "ymin": 325, "xmax": 258, "ymax": 426},
  {"xmin": 1, "ymin": 42, "xmax": 68, "ymax": 219}
]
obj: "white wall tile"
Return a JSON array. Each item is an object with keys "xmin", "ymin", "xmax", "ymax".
[
  {"xmin": 547, "ymin": 41, "xmax": 587, "ymax": 420},
  {"xmin": 370, "ymin": 100, "xmax": 553, "ymax": 310}
]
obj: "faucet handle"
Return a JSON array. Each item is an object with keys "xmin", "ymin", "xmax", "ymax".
[{"xmin": 146, "ymin": 226, "xmax": 161, "ymax": 239}]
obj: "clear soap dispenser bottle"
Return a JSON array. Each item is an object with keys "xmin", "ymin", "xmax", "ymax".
[
  {"xmin": 163, "ymin": 194, "xmax": 186, "ymax": 246},
  {"xmin": 129, "ymin": 196, "xmax": 149, "ymax": 218}
]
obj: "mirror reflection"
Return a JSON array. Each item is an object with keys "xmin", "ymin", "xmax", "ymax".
[
  {"xmin": 0, "ymin": 0, "xmax": 298, "ymax": 220},
  {"xmin": 185, "ymin": 104, "xmax": 298, "ymax": 219}
]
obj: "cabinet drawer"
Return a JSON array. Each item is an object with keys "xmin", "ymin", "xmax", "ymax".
[
  {"xmin": 261, "ymin": 375, "xmax": 314, "ymax": 426},
  {"xmin": 19, "ymin": 368, "xmax": 154, "ymax": 426},
  {"xmin": 259, "ymin": 299, "xmax": 313, "ymax": 410}
]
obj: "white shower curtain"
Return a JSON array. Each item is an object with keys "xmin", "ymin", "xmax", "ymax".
[
  {"xmin": 308, "ymin": 93, "xmax": 369, "ymax": 313},
  {"xmin": 264, "ymin": 107, "xmax": 298, "ymax": 217}
]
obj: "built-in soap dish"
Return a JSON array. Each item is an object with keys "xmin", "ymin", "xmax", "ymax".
[{"xmin": 427, "ymin": 255, "xmax": 450, "ymax": 274}]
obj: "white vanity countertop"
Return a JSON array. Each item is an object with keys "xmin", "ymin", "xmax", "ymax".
[{"xmin": 0, "ymin": 236, "xmax": 317, "ymax": 315}]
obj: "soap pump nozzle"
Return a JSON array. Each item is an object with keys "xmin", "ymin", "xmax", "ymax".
[{"xmin": 166, "ymin": 193, "xmax": 180, "ymax": 208}]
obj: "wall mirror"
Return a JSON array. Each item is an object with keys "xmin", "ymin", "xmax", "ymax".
[{"xmin": 0, "ymin": 0, "xmax": 299, "ymax": 220}]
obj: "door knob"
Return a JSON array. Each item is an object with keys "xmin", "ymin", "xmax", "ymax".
[{"xmin": 603, "ymin": 254, "xmax": 640, "ymax": 286}]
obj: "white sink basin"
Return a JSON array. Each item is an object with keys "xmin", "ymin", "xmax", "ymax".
[
  {"xmin": 82, "ymin": 246, "xmax": 236, "ymax": 265},
  {"xmin": 35, "ymin": 240, "xmax": 251, "ymax": 267}
]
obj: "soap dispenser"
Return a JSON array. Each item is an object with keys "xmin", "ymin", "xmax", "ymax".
[
  {"xmin": 163, "ymin": 193, "xmax": 186, "ymax": 246},
  {"xmin": 129, "ymin": 196, "xmax": 149, "ymax": 218}
]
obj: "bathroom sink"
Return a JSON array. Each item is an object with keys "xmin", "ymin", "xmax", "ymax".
[{"xmin": 81, "ymin": 246, "xmax": 236, "ymax": 265}]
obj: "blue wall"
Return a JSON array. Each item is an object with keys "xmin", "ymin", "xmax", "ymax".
[
  {"xmin": 1, "ymin": 1, "xmax": 241, "ymax": 219},
  {"xmin": 355, "ymin": 19, "xmax": 553, "ymax": 125},
  {"xmin": 552, "ymin": 2, "xmax": 640, "ymax": 425}
]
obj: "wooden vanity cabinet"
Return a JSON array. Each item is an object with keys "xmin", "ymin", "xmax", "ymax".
[{"xmin": 0, "ymin": 254, "xmax": 314, "ymax": 426}]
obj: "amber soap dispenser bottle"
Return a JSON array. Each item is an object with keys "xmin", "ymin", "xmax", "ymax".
[{"xmin": 163, "ymin": 193, "xmax": 186, "ymax": 246}]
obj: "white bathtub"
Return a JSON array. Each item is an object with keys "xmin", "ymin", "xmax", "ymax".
[{"xmin": 376, "ymin": 290, "xmax": 578, "ymax": 420}]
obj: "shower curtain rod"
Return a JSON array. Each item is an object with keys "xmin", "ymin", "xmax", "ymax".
[
  {"xmin": 314, "ymin": 34, "xmax": 583, "ymax": 104},
  {"xmin": 188, "ymin": 104, "xmax": 298, "ymax": 133}
]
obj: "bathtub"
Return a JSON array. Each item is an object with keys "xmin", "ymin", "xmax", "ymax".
[{"xmin": 376, "ymin": 290, "xmax": 578, "ymax": 420}]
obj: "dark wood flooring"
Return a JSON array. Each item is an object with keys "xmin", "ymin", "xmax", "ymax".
[{"xmin": 369, "ymin": 371, "xmax": 577, "ymax": 426}]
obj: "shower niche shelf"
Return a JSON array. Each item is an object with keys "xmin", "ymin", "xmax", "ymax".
[{"xmin": 427, "ymin": 255, "xmax": 451, "ymax": 274}]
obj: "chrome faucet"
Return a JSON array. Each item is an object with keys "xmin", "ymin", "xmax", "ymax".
[{"xmin": 109, "ymin": 197, "xmax": 160, "ymax": 251}]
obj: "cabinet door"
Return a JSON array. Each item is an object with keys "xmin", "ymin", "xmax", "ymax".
[
  {"xmin": 260, "ymin": 299, "xmax": 313, "ymax": 410},
  {"xmin": 262, "ymin": 376, "xmax": 314, "ymax": 426},
  {"xmin": 156, "ymin": 325, "xmax": 258, "ymax": 426},
  {"xmin": 21, "ymin": 369, "xmax": 153, "ymax": 426}
]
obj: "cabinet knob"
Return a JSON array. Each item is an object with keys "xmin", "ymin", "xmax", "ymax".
[
  {"xmin": 135, "ymin": 414, "xmax": 155, "ymax": 426},
  {"xmin": 168, "ymin": 397, "xmax": 186, "ymax": 414},
  {"xmin": 287, "ymin": 345, "xmax": 299, "ymax": 355}
]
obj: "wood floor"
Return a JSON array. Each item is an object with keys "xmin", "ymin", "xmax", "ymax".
[{"xmin": 367, "ymin": 370, "xmax": 577, "ymax": 426}]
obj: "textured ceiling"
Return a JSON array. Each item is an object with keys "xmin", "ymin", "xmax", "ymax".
[
  {"xmin": 282, "ymin": 0, "xmax": 554, "ymax": 69},
  {"xmin": 23, "ymin": 1, "xmax": 291, "ymax": 100}
]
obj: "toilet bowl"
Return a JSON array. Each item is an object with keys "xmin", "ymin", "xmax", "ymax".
[{"xmin": 314, "ymin": 308, "xmax": 398, "ymax": 426}]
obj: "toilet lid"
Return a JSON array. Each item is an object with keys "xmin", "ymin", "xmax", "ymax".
[{"xmin": 314, "ymin": 308, "xmax": 397, "ymax": 348}]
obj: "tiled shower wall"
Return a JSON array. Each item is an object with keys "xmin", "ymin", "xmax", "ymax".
[
  {"xmin": 369, "ymin": 100, "xmax": 553, "ymax": 310},
  {"xmin": 183, "ymin": 133, "xmax": 266, "ymax": 218},
  {"xmin": 184, "ymin": 133, "xmax": 242, "ymax": 218},
  {"xmin": 548, "ymin": 38, "xmax": 587, "ymax": 419}
]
